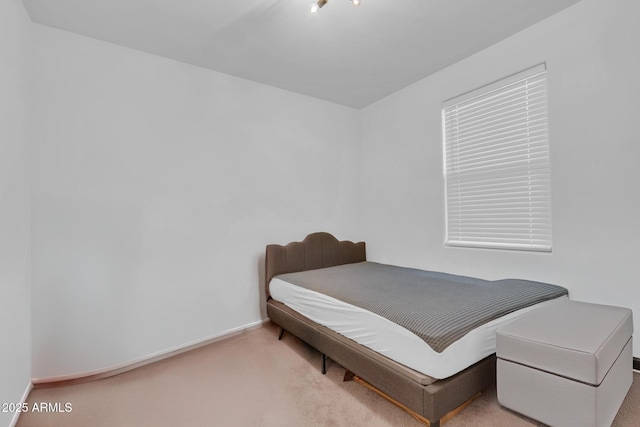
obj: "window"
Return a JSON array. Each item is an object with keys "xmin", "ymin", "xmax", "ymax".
[{"xmin": 442, "ymin": 64, "xmax": 551, "ymax": 252}]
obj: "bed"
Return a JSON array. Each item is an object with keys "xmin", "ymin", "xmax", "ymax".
[{"xmin": 264, "ymin": 232, "xmax": 568, "ymax": 426}]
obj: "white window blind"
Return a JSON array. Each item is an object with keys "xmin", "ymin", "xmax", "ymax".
[{"xmin": 442, "ymin": 64, "xmax": 552, "ymax": 252}]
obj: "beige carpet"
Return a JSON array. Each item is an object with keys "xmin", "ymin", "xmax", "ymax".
[{"xmin": 17, "ymin": 323, "xmax": 640, "ymax": 427}]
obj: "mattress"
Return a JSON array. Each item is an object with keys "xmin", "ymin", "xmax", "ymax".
[{"xmin": 270, "ymin": 276, "xmax": 567, "ymax": 379}]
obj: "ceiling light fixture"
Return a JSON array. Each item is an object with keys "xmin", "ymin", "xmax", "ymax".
[{"xmin": 310, "ymin": 0, "xmax": 361, "ymax": 14}]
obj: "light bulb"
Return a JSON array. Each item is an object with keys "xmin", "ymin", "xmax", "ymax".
[
  {"xmin": 352, "ymin": 0, "xmax": 360, "ymax": 6},
  {"xmin": 310, "ymin": 3, "xmax": 319, "ymax": 13}
]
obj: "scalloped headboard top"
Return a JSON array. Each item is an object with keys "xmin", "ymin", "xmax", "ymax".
[{"xmin": 265, "ymin": 232, "xmax": 366, "ymax": 298}]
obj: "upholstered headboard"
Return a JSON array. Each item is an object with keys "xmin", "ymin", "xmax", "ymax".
[{"xmin": 265, "ymin": 232, "xmax": 366, "ymax": 298}]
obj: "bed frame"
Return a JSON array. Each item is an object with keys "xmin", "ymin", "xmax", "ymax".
[{"xmin": 265, "ymin": 232, "xmax": 496, "ymax": 426}]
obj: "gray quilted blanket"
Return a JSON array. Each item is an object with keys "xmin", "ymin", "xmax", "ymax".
[{"xmin": 276, "ymin": 262, "xmax": 568, "ymax": 353}]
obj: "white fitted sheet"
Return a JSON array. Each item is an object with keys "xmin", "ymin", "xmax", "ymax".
[{"xmin": 270, "ymin": 277, "xmax": 567, "ymax": 379}]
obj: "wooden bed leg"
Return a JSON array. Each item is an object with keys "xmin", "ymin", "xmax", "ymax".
[
  {"xmin": 321, "ymin": 354, "xmax": 327, "ymax": 374},
  {"xmin": 278, "ymin": 327, "xmax": 285, "ymax": 340}
]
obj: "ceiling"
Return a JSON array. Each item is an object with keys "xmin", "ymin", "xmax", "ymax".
[{"xmin": 22, "ymin": 0, "xmax": 582, "ymax": 109}]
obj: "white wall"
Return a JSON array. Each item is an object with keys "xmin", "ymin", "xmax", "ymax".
[
  {"xmin": 357, "ymin": 0, "xmax": 640, "ymax": 357},
  {"xmin": 30, "ymin": 25, "xmax": 360, "ymax": 379},
  {"xmin": 0, "ymin": 0, "xmax": 32, "ymax": 424}
]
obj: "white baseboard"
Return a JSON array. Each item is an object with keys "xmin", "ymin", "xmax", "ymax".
[
  {"xmin": 9, "ymin": 381, "xmax": 33, "ymax": 427},
  {"xmin": 32, "ymin": 318, "xmax": 270, "ymax": 388}
]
